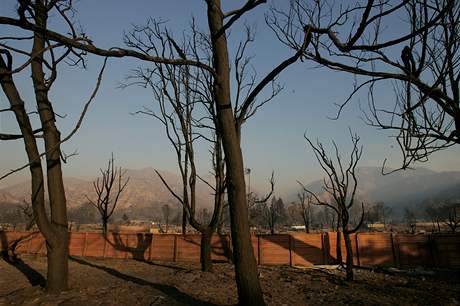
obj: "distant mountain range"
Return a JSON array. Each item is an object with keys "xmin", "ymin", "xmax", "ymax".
[
  {"xmin": 0, "ymin": 168, "xmax": 214, "ymax": 211},
  {"xmin": 296, "ymin": 167, "xmax": 460, "ymax": 213},
  {"xmin": 1, "ymin": 167, "xmax": 459, "ymax": 217}
]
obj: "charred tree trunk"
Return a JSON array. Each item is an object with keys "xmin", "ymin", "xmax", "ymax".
[
  {"xmin": 182, "ymin": 208, "xmax": 187, "ymax": 234},
  {"xmin": 343, "ymin": 231, "xmax": 354, "ymax": 281},
  {"xmin": 31, "ymin": 2, "xmax": 69, "ymax": 293},
  {"xmin": 336, "ymin": 219, "xmax": 343, "ymax": 264},
  {"xmin": 46, "ymin": 236, "xmax": 69, "ymax": 293},
  {"xmin": 200, "ymin": 229, "xmax": 213, "ymax": 272},
  {"xmin": 206, "ymin": 1, "xmax": 265, "ymax": 305},
  {"xmin": 102, "ymin": 217, "xmax": 108, "ymax": 234},
  {"xmin": 1, "ymin": 1, "xmax": 69, "ymax": 293},
  {"xmin": 303, "ymin": 213, "xmax": 310, "ymax": 233}
]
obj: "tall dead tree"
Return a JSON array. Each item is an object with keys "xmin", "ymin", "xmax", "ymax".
[
  {"xmin": 0, "ymin": 1, "xmax": 311, "ymax": 303},
  {"xmin": 124, "ymin": 19, "xmax": 227, "ymax": 272},
  {"xmin": 18, "ymin": 200, "xmax": 36, "ymax": 231},
  {"xmin": 298, "ymin": 191, "xmax": 313, "ymax": 233},
  {"xmin": 300, "ymin": 131, "xmax": 365, "ymax": 281},
  {"xmin": 262, "ymin": 196, "xmax": 286, "ymax": 234},
  {"xmin": 160, "ymin": 204, "xmax": 171, "ymax": 233},
  {"xmin": 444, "ymin": 203, "xmax": 460, "ymax": 232},
  {"xmin": 269, "ymin": 0, "xmax": 457, "ymax": 172},
  {"xmin": 86, "ymin": 154, "xmax": 129, "ymax": 234},
  {"xmin": 0, "ymin": 0, "xmax": 106, "ymax": 293}
]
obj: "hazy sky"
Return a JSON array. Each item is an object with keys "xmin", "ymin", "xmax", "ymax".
[{"xmin": 1, "ymin": 0, "xmax": 459, "ymax": 197}]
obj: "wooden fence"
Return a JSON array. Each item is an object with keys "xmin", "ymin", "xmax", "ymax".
[{"xmin": 1, "ymin": 231, "xmax": 459, "ymax": 268}]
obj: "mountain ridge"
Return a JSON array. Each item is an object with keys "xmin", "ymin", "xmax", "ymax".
[
  {"xmin": 0, "ymin": 167, "xmax": 214, "ymax": 210},
  {"xmin": 293, "ymin": 167, "xmax": 460, "ymax": 212}
]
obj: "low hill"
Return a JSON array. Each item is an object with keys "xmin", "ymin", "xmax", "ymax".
[
  {"xmin": 0, "ymin": 168, "xmax": 214, "ymax": 212},
  {"xmin": 294, "ymin": 167, "xmax": 460, "ymax": 214}
]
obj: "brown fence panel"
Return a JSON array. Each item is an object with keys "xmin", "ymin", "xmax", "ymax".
[
  {"xmin": 327, "ymin": 232, "xmax": 359, "ymax": 265},
  {"xmin": 290, "ymin": 233, "xmax": 324, "ymax": 266},
  {"xmin": 83, "ymin": 233, "xmax": 106, "ymax": 257},
  {"xmin": 351, "ymin": 233, "xmax": 359, "ymax": 265},
  {"xmin": 27, "ymin": 232, "xmax": 46, "ymax": 255},
  {"xmin": 432, "ymin": 234, "xmax": 460, "ymax": 268},
  {"xmin": 395, "ymin": 234, "xmax": 433, "ymax": 267},
  {"xmin": 69, "ymin": 232, "xmax": 86, "ymax": 256},
  {"xmin": 357, "ymin": 233, "xmax": 395, "ymax": 267},
  {"xmin": 104, "ymin": 233, "xmax": 129, "ymax": 259},
  {"xmin": 177, "ymin": 235, "xmax": 201, "ymax": 262},
  {"xmin": 327, "ymin": 232, "xmax": 342, "ymax": 263},
  {"xmin": 259, "ymin": 234, "xmax": 290, "ymax": 265},
  {"xmin": 1, "ymin": 231, "xmax": 38, "ymax": 254},
  {"xmin": 150, "ymin": 234, "xmax": 175, "ymax": 261},
  {"xmin": 123, "ymin": 233, "xmax": 152, "ymax": 260},
  {"xmin": 251, "ymin": 235, "xmax": 259, "ymax": 264},
  {"xmin": 210, "ymin": 234, "xmax": 231, "ymax": 262},
  {"xmin": 2, "ymin": 231, "xmax": 459, "ymax": 269}
]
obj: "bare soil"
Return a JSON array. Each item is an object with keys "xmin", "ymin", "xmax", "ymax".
[{"xmin": 0, "ymin": 255, "xmax": 459, "ymax": 306}]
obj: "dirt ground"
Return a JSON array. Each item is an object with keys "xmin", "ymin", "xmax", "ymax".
[{"xmin": 0, "ymin": 255, "xmax": 459, "ymax": 306}]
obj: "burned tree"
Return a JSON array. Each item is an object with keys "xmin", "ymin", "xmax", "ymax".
[
  {"xmin": 1, "ymin": 1, "xmax": 311, "ymax": 303},
  {"xmin": 18, "ymin": 200, "xmax": 35, "ymax": 231},
  {"xmin": 262, "ymin": 197, "xmax": 286, "ymax": 235},
  {"xmin": 86, "ymin": 154, "xmax": 129, "ymax": 234},
  {"xmin": 125, "ymin": 20, "xmax": 227, "ymax": 272},
  {"xmin": 444, "ymin": 203, "xmax": 460, "ymax": 232},
  {"xmin": 300, "ymin": 131, "xmax": 364, "ymax": 281},
  {"xmin": 160, "ymin": 204, "xmax": 171, "ymax": 233},
  {"xmin": 269, "ymin": 0, "xmax": 457, "ymax": 172},
  {"xmin": 298, "ymin": 191, "xmax": 313, "ymax": 233},
  {"xmin": 0, "ymin": 0, "xmax": 107, "ymax": 293},
  {"xmin": 404, "ymin": 207, "xmax": 417, "ymax": 234}
]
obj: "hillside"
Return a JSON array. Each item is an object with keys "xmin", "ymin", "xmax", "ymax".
[
  {"xmin": 0, "ymin": 168, "xmax": 214, "ymax": 211},
  {"xmin": 295, "ymin": 167, "xmax": 460, "ymax": 213},
  {"xmin": 2, "ymin": 167, "xmax": 460, "ymax": 217}
]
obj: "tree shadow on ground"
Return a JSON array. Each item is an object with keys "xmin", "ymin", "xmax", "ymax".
[
  {"xmin": 133, "ymin": 259, "xmax": 190, "ymax": 272},
  {"xmin": 69, "ymin": 256, "xmax": 218, "ymax": 306},
  {"xmin": 0, "ymin": 231, "xmax": 45, "ymax": 287}
]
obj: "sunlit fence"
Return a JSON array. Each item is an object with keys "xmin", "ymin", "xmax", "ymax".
[{"xmin": 1, "ymin": 231, "xmax": 459, "ymax": 268}]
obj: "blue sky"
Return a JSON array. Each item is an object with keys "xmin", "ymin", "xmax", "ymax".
[{"xmin": 1, "ymin": 0, "xmax": 459, "ymax": 198}]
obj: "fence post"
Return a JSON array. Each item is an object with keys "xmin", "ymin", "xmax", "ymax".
[
  {"xmin": 321, "ymin": 232, "xmax": 328, "ymax": 264},
  {"xmin": 289, "ymin": 234, "xmax": 293, "ymax": 267},
  {"xmin": 392, "ymin": 233, "xmax": 401, "ymax": 268},
  {"xmin": 428, "ymin": 234, "xmax": 438, "ymax": 267},
  {"xmin": 125, "ymin": 234, "xmax": 129, "ymax": 259},
  {"xmin": 389, "ymin": 233, "xmax": 396, "ymax": 267},
  {"xmin": 257, "ymin": 235, "xmax": 261, "ymax": 265},
  {"xmin": 148, "ymin": 234, "xmax": 153, "ymax": 261},
  {"xmin": 83, "ymin": 232, "xmax": 88, "ymax": 257},
  {"xmin": 173, "ymin": 235, "xmax": 178, "ymax": 262},
  {"xmin": 102, "ymin": 233, "xmax": 107, "ymax": 258},
  {"xmin": 355, "ymin": 233, "xmax": 360, "ymax": 267}
]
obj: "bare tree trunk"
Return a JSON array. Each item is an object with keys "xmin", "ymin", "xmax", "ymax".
[
  {"xmin": 200, "ymin": 230, "xmax": 213, "ymax": 272},
  {"xmin": 206, "ymin": 1, "xmax": 265, "ymax": 305},
  {"xmin": 336, "ymin": 219, "xmax": 342, "ymax": 264},
  {"xmin": 46, "ymin": 238, "xmax": 68, "ymax": 293},
  {"xmin": 182, "ymin": 207, "xmax": 187, "ymax": 234},
  {"xmin": 102, "ymin": 217, "xmax": 108, "ymax": 234},
  {"xmin": 343, "ymin": 232, "xmax": 354, "ymax": 281},
  {"xmin": 31, "ymin": 2, "xmax": 68, "ymax": 292},
  {"xmin": 303, "ymin": 213, "xmax": 310, "ymax": 233}
]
